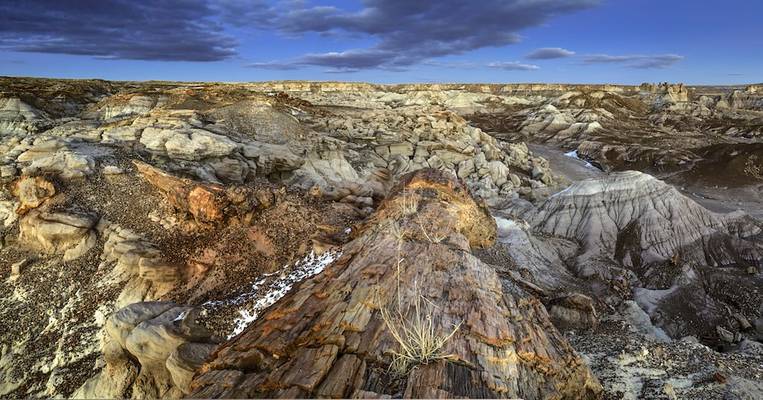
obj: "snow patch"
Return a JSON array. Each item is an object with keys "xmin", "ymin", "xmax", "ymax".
[
  {"xmin": 173, "ymin": 310, "xmax": 188, "ymax": 322},
  {"xmin": 494, "ymin": 217, "xmax": 529, "ymax": 242},
  {"xmin": 549, "ymin": 184, "xmax": 575, "ymax": 198},
  {"xmin": 564, "ymin": 149, "xmax": 597, "ymax": 169},
  {"xmin": 221, "ymin": 250, "xmax": 341, "ymax": 338}
]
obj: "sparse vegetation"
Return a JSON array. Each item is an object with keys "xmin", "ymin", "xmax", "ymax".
[
  {"xmin": 380, "ymin": 285, "xmax": 462, "ymax": 376},
  {"xmin": 416, "ymin": 215, "xmax": 448, "ymax": 243},
  {"xmin": 397, "ymin": 192, "xmax": 419, "ymax": 217},
  {"xmin": 382, "ymin": 199, "xmax": 460, "ymax": 376}
]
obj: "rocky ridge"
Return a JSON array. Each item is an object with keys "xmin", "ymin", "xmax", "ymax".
[
  {"xmin": 0, "ymin": 77, "xmax": 761, "ymax": 399},
  {"xmin": 190, "ymin": 169, "xmax": 601, "ymax": 399}
]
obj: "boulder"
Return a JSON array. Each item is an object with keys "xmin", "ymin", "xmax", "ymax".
[
  {"xmin": 101, "ymin": 126, "xmax": 143, "ymax": 143},
  {"xmin": 102, "ymin": 165, "xmax": 124, "ymax": 175},
  {"xmin": 548, "ymin": 293, "xmax": 599, "ymax": 331},
  {"xmin": 140, "ymin": 128, "xmax": 239, "ymax": 161},
  {"xmin": 19, "ymin": 209, "xmax": 97, "ymax": 260},
  {"xmin": 297, "ymin": 147, "xmax": 360, "ymax": 186},
  {"xmin": 0, "ymin": 164, "xmax": 17, "ymax": 179},
  {"xmin": 209, "ymin": 157, "xmax": 249, "ymax": 183},
  {"xmin": 17, "ymin": 139, "xmax": 95, "ymax": 179},
  {"xmin": 487, "ymin": 160, "xmax": 510, "ymax": 186},
  {"xmin": 95, "ymin": 302, "xmax": 216, "ymax": 398},
  {"xmin": 9, "ymin": 258, "xmax": 30, "ymax": 281},
  {"xmin": 0, "ymin": 199, "xmax": 17, "ymax": 227},
  {"xmin": 11, "ymin": 175, "xmax": 56, "ymax": 214},
  {"xmin": 242, "ymin": 142, "xmax": 303, "ymax": 175}
]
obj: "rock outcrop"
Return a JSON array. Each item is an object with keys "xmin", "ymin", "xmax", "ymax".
[
  {"xmin": 532, "ymin": 171, "xmax": 761, "ymax": 272},
  {"xmin": 1, "ymin": 77, "xmax": 761, "ymax": 399},
  {"xmin": 19, "ymin": 209, "xmax": 98, "ymax": 261},
  {"xmin": 75, "ymin": 302, "xmax": 216, "ymax": 398},
  {"xmin": 134, "ymin": 161, "xmax": 273, "ymax": 228},
  {"xmin": 531, "ymin": 171, "xmax": 762, "ymax": 342},
  {"xmin": 0, "ymin": 97, "xmax": 52, "ymax": 134},
  {"xmin": 190, "ymin": 169, "xmax": 601, "ymax": 399},
  {"xmin": 11, "ymin": 175, "xmax": 56, "ymax": 214},
  {"xmin": 15, "ymin": 138, "xmax": 96, "ymax": 179}
]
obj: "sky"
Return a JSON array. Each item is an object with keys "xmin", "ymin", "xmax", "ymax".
[{"xmin": 0, "ymin": 0, "xmax": 761, "ymax": 84}]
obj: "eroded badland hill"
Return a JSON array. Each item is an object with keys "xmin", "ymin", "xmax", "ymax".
[{"xmin": 1, "ymin": 77, "xmax": 762, "ymax": 399}]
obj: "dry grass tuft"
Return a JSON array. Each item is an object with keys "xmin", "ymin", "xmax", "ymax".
[
  {"xmin": 381, "ymin": 285, "xmax": 462, "ymax": 376},
  {"xmin": 381, "ymin": 192, "xmax": 460, "ymax": 376},
  {"xmin": 397, "ymin": 192, "xmax": 419, "ymax": 217},
  {"xmin": 416, "ymin": 216, "xmax": 448, "ymax": 244}
]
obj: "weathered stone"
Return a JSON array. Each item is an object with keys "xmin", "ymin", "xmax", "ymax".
[
  {"xmin": 717, "ymin": 326, "xmax": 735, "ymax": 343},
  {"xmin": 190, "ymin": 169, "xmax": 600, "ymax": 399},
  {"xmin": 388, "ymin": 142, "xmax": 414, "ymax": 158},
  {"xmin": 487, "ymin": 160, "xmax": 510, "ymax": 186},
  {"xmin": 209, "ymin": 157, "xmax": 249, "ymax": 183},
  {"xmin": 96, "ymin": 302, "xmax": 217, "ymax": 398},
  {"xmin": 106, "ymin": 302, "xmax": 179, "ymax": 349},
  {"xmin": 242, "ymin": 142, "xmax": 302, "ymax": 175},
  {"xmin": 101, "ymin": 126, "xmax": 143, "ymax": 143},
  {"xmin": 135, "ymin": 161, "xmax": 269, "ymax": 227},
  {"xmin": 12, "ymin": 175, "xmax": 56, "ymax": 214},
  {"xmin": 140, "ymin": 127, "xmax": 239, "ymax": 161},
  {"xmin": 19, "ymin": 209, "xmax": 97, "ymax": 260},
  {"xmin": 102, "ymin": 165, "xmax": 124, "ymax": 175},
  {"xmin": 166, "ymin": 343, "xmax": 217, "ymax": 394},
  {"xmin": 548, "ymin": 293, "xmax": 599, "ymax": 331},
  {"xmin": 9, "ymin": 258, "xmax": 30, "ymax": 281},
  {"xmin": 17, "ymin": 139, "xmax": 95, "ymax": 178},
  {"xmin": 457, "ymin": 159, "xmax": 474, "ymax": 179},
  {"xmin": 0, "ymin": 164, "xmax": 17, "ymax": 178},
  {"xmin": 0, "ymin": 199, "xmax": 18, "ymax": 227}
]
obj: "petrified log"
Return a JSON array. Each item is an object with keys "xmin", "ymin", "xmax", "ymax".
[
  {"xmin": 189, "ymin": 169, "xmax": 601, "ymax": 399},
  {"xmin": 11, "ymin": 175, "xmax": 56, "ymax": 214},
  {"xmin": 134, "ymin": 160, "xmax": 273, "ymax": 226}
]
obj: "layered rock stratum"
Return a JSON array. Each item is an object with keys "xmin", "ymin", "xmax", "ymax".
[{"xmin": 0, "ymin": 77, "xmax": 761, "ymax": 399}]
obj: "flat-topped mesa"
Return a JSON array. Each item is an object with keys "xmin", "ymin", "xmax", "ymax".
[
  {"xmin": 244, "ymin": 81, "xmax": 641, "ymax": 96},
  {"xmin": 189, "ymin": 169, "xmax": 601, "ymax": 399}
]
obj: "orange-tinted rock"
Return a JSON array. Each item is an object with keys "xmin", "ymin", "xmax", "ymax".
[
  {"xmin": 187, "ymin": 186, "xmax": 226, "ymax": 223},
  {"xmin": 12, "ymin": 175, "xmax": 56, "ymax": 214},
  {"xmin": 190, "ymin": 169, "xmax": 601, "ymax": 399},
  {"xmin": 134, "ymin": 161, "xmax": 269, "ymax": 226}
]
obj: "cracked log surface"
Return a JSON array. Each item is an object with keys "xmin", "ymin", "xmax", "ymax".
[{"xmin": 189, "ymin": 169, "xmax": 602, "ymax": 399}]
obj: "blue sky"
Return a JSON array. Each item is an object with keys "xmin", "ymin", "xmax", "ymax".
[{"xmin": 1, "ymin": 0, "xmax": 760, "ymax": 84}]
